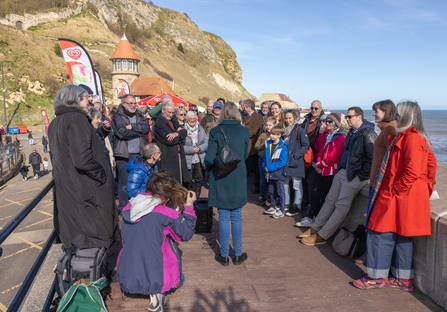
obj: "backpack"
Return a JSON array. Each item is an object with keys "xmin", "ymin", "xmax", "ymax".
[
  {"xmin": 296, "ymin": 127, "xmax": 314, "ymax": 167},
  {"xmin": 332, "ymin": 225, "xmax": 367, "ymax": 258},
  {"xmin": 56, "ymin": 277, "xmax": 109, "ymax": 312},
  {"xmin": 55, "ymin": 246, "xmax": 108, "ymax": 298}
]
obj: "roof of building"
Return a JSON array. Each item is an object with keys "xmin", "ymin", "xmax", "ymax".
[
  {"xmin": 129, "ymin": 77, "xmax": 175, "ymax": 96},
  {"xmin": 278, "ymin": 94, "xmax": 293, "ymax": 102},
  {"xmin": 110, "ymin": 34, "xmax": 139, "ymax": 61}
]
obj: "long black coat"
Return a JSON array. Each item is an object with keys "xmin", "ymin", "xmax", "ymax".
[
  {"xmin": 48, "ymin": 106, "xmax": 118, "ymax": 250},
  {"xmin": 153, "ymin": 115, "xmax": 190, "ymax": 184}
]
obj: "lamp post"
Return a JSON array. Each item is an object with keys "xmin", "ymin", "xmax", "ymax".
[{"xmin": 2, "ymin": 61, "xmax": 11, "ymax": 133}]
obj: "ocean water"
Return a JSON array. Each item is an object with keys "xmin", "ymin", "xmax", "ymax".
[{"xmin": 346, "ymin": 110, "xmax": 447, "ymax": 164}]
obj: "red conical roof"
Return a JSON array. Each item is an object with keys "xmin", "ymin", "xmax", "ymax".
[{"xmin": 110, "ymin": 34, "xmax": 139, "ymax": 61}]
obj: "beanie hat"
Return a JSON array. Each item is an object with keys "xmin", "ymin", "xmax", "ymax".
[
  {"xmin": 327, "ymin": 112, "xmax": 341, "ymax": 128},
  {"xmin": 78, "ymin": 84, "xmax": 94, "ymax": 95}
]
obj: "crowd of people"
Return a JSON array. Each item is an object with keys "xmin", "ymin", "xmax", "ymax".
[{"xmin": 47, "ymin": 84, "xmax": 437, "ymax": 311}]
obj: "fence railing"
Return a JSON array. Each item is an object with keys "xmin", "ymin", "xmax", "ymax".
[{"xmin": 0, "ymin": 180, "xmax": 56, "ymax": 312}]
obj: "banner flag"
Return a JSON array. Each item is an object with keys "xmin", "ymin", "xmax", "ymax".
[
  {"xmin": 41, "ymin": 110, "xmax": 50, "ymax": 131},
  {"xmin": 118, "ymin": 79, "xmax": 130, "ymax": 97},
  {"xmin": 94, "ymin": 69, "xmax": 105, "ymax": 105},
  {"xmin": 58, "ymin": 38, "xmax": 97, "ymax": 95}
]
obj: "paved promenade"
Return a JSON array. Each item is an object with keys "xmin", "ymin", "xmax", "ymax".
[
  {"xmin": 106, "ymin": 183, "xmax": 445, "ymax": 312},
  {"xmin": 0, "ymin": 132, "xmax": 53, "ymax": 312}
]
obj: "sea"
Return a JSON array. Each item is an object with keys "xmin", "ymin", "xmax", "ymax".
[{"xmin": 340, "ymin": 110, "xmax": 447, "ymax": 164}]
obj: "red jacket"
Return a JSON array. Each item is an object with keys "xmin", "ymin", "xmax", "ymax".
[
  {"xmin": 313, "ymin": 130, "xmax": 329, "ymax": 163},
  {"xmin": 368, "ymin": 127, "xmax": 437, "ymax": 237},
  {"xmin": 316, "ymin": 130, "xmax": 346, "ymax": 176}
]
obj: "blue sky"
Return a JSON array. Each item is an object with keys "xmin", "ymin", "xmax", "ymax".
[{"xmin": 151, "ymin": 0, "xmax": 447, "ymax": 109}]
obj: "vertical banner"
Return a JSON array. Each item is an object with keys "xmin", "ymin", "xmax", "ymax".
[
  {"xmin": 119, "ymin": 79, "xmax": 130, "ymax": 97},
  {"xmin": 94, "ymin": 70, "xmax": 105, "ymax": 105},
  {"xmin": 58, "ymin": 38, "xmax": 97, "ymax": 95},
  {"xmin": 41, "ymin": 110, "xmax": 50, "ymax": 131}
]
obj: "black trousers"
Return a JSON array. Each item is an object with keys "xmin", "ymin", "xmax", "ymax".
[
  {"xmin": 247, "ymin": 155, "xmax": 260, "ymax": 188},
  {"xmin": 307, "ymin": 174, "xmax": 335, "ymax": 219},
  {"xmin": 32, "ymin": 164, "xmax": 40, "ymax": 176},
  {"xmin": 188, "ymin": 162, "xmax": 203, "ymax": 197}
]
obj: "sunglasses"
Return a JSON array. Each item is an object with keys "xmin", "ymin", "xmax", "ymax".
[
  {"xmin": 178, "ymin": 114, "xmax": 186, "ymax": 116},
  {"xmin": 326, "ymin": 119, "xmax": 334, "ymax": 124},
  {"xmin": 190, "ymin": 109, "xmax": 198, "ymax": 112},
  {"xmin": 310, "ymin": 107, "xmax": 320, "ymax": 110},
  {"xmin": 345, "ymin": 114, "xmax": 359, "ymax": 119},
  {"xmin": 126, "ymin": 102, "xmax": 138, "ymax": 105}
]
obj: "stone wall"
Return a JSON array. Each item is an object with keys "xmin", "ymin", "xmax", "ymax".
[
  {"xmin": 0, "ymin": 2, "xmax": 85, "ymax": 30},
  {"xmin": 111, "ymin": 72, "xmax": 139, "ymax": 106}
]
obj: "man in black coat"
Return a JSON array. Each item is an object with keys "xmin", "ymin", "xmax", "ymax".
[
  {"xmin": 153, "ymin": 101, "xmax": 190, "ymax": 185},
  {"xmin": 42, "ymin": 135, "xmax": 48, "ymax": 153},
  {"xmin": 111, "ymin": 94, "xmax": 150, "ymax": 210},
  {"xmin": 29, "ymin": 149, "xmax": 42, "ymax": 179},
  {"xmin": 49, "ymin": 84, "xmax": 118, "ymax": 250}
]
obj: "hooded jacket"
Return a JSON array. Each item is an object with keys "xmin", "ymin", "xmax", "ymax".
[
  {"xmin": 283, "ymin": 125, "xmax": 310, "ymax": 179},
  {"xmin": 29, "ymin": 151, "xmax": 42, "ymax": 165},
  {"xmin": 262, "ymin": 137, "xmax": 288, "ymax": 181},
  {"xmin": 316, "ymin": 129, "xmax": 346, "ymax": 176},
  {"xmin": 117, "ymin": 193, "xmax": 196, "ymax": 295},
  {"xmin": 126, "ymin": 156, "xmax": 158, "ymax": 198},
  {"xmin": 340, "ymin": 119, "xmax": 377, "ymax": 182}
]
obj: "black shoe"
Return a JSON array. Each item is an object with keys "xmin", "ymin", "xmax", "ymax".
[
  {"xmin": 252, "ymin": 188, "xmax": 260, "ymax": 194},
  {"xmin": 215, "ymin": 254, "xmax": 229, "ymax": 266},
  {"xmin": 286, "ymin": 203, "xmax": 300, "ymax": 217},
  {"xmin": 233, "ymin": 253, "xmax": 248, "ymax": 266}
]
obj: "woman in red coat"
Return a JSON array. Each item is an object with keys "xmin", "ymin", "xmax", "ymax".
[{"xmin": 353, "ymin": 101, "xmax": 437, "ymax": 292}]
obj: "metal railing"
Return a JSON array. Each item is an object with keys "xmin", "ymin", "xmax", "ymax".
[{"xmin": 0, "ymin": 180, "xmax": 56, "ymax": 312}]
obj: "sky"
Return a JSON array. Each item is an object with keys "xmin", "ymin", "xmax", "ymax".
[{"xmin": 150, "ymin": 0, "xmax": 447, "ymax": 110}]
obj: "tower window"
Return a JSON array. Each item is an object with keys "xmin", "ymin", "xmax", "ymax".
[
  {"xmin": 129, "ymin": 60, "xmax": 133, "ymax": 71},
  {"xmin": 116, "ymin": 59, "xmax": 121, "ymax": 70},
  {"xmin": 122, "ymin": 60, "xmax": 128, "ymax": 71},
  {"xmin": 113, "ymin": 61, "xmax": 116, "ymax": 71},
  {"xmin": 135, "ymin": 61, "xmax": 138, "ymax": 72}
]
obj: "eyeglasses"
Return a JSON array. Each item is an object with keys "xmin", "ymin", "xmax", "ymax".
[
  {"xmin": 178, "ymin": 114, "xmax": 186, "ymax": 116},
  {"xmin": 310, "ymin": 107, "xmax": 321, "ymax": 110},
  {"xmin": 190, "ymin": 109, "xmax": 198, "ymax": 112},
  {"xmin": 126, "ymin": 102, "xmax": 137, "ymax": 105},
  {"xmin": 345, "ymin": 115, "xmax": 359, "ymax": 119},
  {"xmin": 326, "ymin": 119, "xmax": 334, "ymax": 124}
]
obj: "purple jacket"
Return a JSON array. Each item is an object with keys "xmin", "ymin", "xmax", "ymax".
[{"xmin": 117, "ymin": 193, "xmax": 196, "ymax": 294}]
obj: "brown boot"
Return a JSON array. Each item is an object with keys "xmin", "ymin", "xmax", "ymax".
[
  {"xmin": 301, "ymin": 233, "xmax": 326, "ymax": 246},
  {"xmin": 297, "ymin": 227, "xmax": 317, "ymax": 238}
]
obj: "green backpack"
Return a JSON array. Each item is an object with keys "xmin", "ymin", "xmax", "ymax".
[{"xmin": 56, "ymin": 277, "xmax": 109, "ymax": 312}]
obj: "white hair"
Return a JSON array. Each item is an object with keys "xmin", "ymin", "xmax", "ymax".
[
  {"xmin": 185, "ymin": 111, "xmax": 197, "ymax": 120},
  {"xmin": 162, "ymin": 100, "xmax": 175, "ymax": 110},
  {"xmin": 396, "ymin": 100, "xmax": 430, "ymax": 150},
  {"xmin": 92, "ymin": 95, "xmax": 101, "ymax": 104}
]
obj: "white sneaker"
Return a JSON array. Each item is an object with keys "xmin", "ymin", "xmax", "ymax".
[
  {"xmin": 284, "ymin": 204, "xmax": 290, "ymax": 212},
  {"xmin": 263, "ymin": 207, "xmax": 277, "ymax": 214},
  {"xmin": 272, "ymin": 210, "xmax": 285, "ymax": 219},
  {"xmin": 295, "ymin": 217, "xmax": 314, "ymax": 228},
  {"xmin": 34, "ymin": 175, "xmax": 37, "ymax": 179},
  {"xmin": 22, "ymin": 178, "xmax": 25, "ymax": 181}
]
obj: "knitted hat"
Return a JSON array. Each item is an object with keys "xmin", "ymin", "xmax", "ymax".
[
  {"xmin": 327, "ymin": 112, "xmax": 341, "ymax": 128},
  {"xmin": 78, "ymin": 84, "xmax": 94, "ymax": 95}
]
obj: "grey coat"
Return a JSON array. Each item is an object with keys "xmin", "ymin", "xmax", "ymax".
[{"xmin": 183, "ymin": 125, "xmax": 208, "ymax": 170}]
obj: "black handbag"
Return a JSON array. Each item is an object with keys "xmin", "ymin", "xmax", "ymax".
[{"xmin": 214, "ymin": 126, "xmax": 241, "ymax": 178}]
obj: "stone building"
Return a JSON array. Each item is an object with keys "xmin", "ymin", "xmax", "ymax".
[{"xmin": 256, "ymin": 93, "xmax": 298, "ymax": 109}]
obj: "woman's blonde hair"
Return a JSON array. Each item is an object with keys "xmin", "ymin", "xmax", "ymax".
[{"xmin": 218, "ymin": 101, "xmax": 242, "ymax": 124}]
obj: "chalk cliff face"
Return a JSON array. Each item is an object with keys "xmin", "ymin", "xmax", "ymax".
[{"xmin": 0, "ymin": 0, "xmax": 252, "ymax": 122}]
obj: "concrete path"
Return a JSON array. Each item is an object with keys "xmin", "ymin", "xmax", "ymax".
[
  {"xmin": 105, "ymin": 181, "xmax": 445, "ymax": 312},
  {"xmin": 0, "ymin": 132, "xmax": 53, "ymax": 311}
]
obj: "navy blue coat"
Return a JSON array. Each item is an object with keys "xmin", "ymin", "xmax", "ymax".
[
  {"xmin": 284, "ymin": 125, "xmax": 310, "ymax": 179},
  {"xmin": 204, "ymin": 120, "xmax": 249, "ymax": 209},
  {"xmin": 126, "ymin": 156, "xmax": 158, "ymax": 198}
]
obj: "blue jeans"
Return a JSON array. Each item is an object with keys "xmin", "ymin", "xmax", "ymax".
[
  {"xmin": 218, "ymin": 208, "xmax": 243, "ymax": 257},
  {"xmin": 258, "ymin": 158, "xmax": 267, "ymax": 199},
  {"xmin": 29, "ymin": 138, "xmax": 34, "ymax": 145},
  {"xmin": 284, "ymin": 176, "xmax": 303, "ymax": 207},
  {"xmin": 269, "ymin": 180, "xmax": 285, "ymax": 211},
  {"xmin": 43, "ymin": 145, "xmax": 48, "ymax": 153}
]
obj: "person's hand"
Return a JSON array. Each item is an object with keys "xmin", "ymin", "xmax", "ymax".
[
  {"xmin": 265, "ymin": 167, "xmax": 268, "ymax": 173},
  {"xmin": 186, "ymin": 191, "xmax": 196, "ymax": 205},
  {"xmin": 319, "ymin": 124, "xmax": 327, "ymax": 133},
  {"xmin": 177, "ymin": 127, "xmax": 183, "ymax": 131},
  {"xmin": 316, "ymin": 167, "xmax": 322, "ymax": 174},
  {"xmin": 194, "ymin": 147, "xmax": 200, "ymax": 153},
  {"xmin": 126, "ymin": 124, "xmax": 132, "ymax": 130},
  {"xmin": 103, "ymin": 120, "xmax": 111, "ymax": 129},
  {"xmin": 166, "ymin": 133, "xmax": 178, "ymax": 141}
]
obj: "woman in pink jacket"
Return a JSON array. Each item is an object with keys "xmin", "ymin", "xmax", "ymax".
[{"xmin": 296, "ymin": 112, "xmax": 346, "ymax": 227}]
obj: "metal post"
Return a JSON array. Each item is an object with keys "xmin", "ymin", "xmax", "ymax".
[{"xmin": 2, "ymin": 61, "xmax": 11, "ymax": 133}]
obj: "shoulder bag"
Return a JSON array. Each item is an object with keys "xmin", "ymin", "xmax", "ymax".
[{"xmin": 214, "ymin": 126, "xmax": 241, "ymax": 178}]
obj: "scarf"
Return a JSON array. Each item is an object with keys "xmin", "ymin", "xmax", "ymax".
[
  {"xmin": 364, "ymin": 135, "xmax": 398, "ymax": 225},
  {"xmin": 283, "ymin": 120, "xmax": 299, "ymax": 140},
  {"xmin": 185, "ymin": 122, "xmax": 200, "ymax": 164}
]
